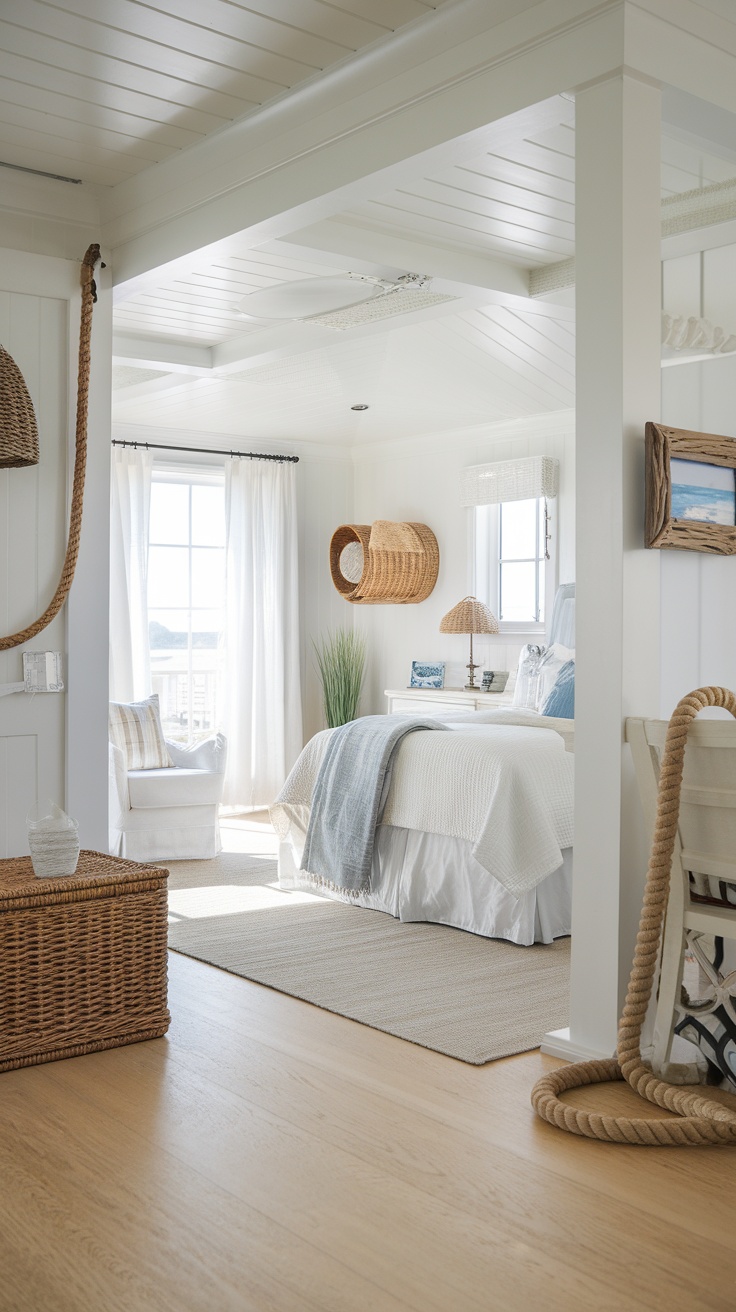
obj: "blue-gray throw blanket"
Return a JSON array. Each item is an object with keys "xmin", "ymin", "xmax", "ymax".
[{"xmin": 300, "ymin": 714, "xmax": 448, "ymax": 895}]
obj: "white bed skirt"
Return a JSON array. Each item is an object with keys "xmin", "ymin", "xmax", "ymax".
[{"xmin": 278, "ymin": 824, "xmax": 572, "ymax": 946}]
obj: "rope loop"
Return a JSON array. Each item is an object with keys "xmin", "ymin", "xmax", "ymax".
[
  {"xmin": 0, "ymin": 244, "xmax": 102, "ymax": 651},
  {"xmin": 531, "ymin": 686, "xmax": 736, "ymax": 1146}
]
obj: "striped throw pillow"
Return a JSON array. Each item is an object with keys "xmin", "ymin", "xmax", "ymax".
[{"xmin": 109, "ymin": 694, "xmax": 172, "ymax": 770}]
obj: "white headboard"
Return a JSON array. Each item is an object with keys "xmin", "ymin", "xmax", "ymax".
[{"xmin": 548, "ymin": 582, "xmax": 575, "ymax": 649}]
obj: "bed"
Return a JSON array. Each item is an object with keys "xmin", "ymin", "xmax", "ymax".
[
  {"xmin": 271, "ymin": 710, "xmax": 574, "ymax": 946},
  {"xmin": 271, "ymin": 587, "xmax": 575, "ymax": 947}
]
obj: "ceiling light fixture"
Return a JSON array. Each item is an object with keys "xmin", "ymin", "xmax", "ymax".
[
  {"xmin": 234, "ymin": 272, "xmax": 446, "ymax": 327},
  {"xmin": 351, "ymin": 404, "xmax": 369, "ymax": 411},
  {"xmin": 236, "ymin": 275, "xmax": 387, "ymax": 322}
]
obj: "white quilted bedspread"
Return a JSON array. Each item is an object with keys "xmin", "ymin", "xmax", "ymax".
[{"xmin": 271, "ymin": 723, "xmax": 574, "ymax": 896}]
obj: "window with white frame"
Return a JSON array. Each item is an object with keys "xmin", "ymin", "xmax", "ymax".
[
  {"xmin": 475, "ymin": 497, "xmax": 555, "ymax": 630},
  {"xmin": 465, "ymin": 456, "xmax": 558, "ymax": 633},
  {"xmin": 147, "ymin": 466, "xmax": 226, "ymax": 744}
]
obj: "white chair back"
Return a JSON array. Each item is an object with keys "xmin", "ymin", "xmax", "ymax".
[{"xmin": 627, "ymin": 716, "xmax": 736, "ymax": 1080}]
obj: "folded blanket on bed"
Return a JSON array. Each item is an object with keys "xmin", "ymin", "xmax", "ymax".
[
  {"xmin": 299, "ymin": 714, "xmax": 448, "ymax": 895},
  {"xmin": 272, "ymin": 723, "xmax": 573, "ymax": 896}
]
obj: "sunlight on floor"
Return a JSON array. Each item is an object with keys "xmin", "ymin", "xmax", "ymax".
[
  {"xmin": 166, "ymin": 808, "xmax": 327, "ymax": 920},
  {"xmin": 219, "ymin": 808, "xmax": 279, "ymax": 858},
  {"xmin": 168, "ymin": 882, "xmax": 327, "ymax": 920}
]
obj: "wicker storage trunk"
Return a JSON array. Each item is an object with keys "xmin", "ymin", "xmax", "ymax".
[{"xmin": 0, "ymin": 850, "xmax": 170, "ymax": 1072}]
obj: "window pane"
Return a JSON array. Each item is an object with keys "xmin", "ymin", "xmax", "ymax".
[
  {"xmin": 192, "ymin": 547, "xmax": 225, "ymax": 607},
  {"xmin": 538, "ymin": 560, "xmax": 546, "ymax": 624},
  {"xmin": 500, "ymin": 498, "xmax": 537, "ymax": 560},
  {"xmin": 148, "ymin": 545, "xmax": 189, "ymax": 608},
  {"xmin": 192, "ymin": 609, "xmax": 223, "ymax": 651},
  {"xmin": 192, "ymin": 484, "xmax": 225, "ymax": 547},
  {"xmin": 150, "ymin": 483, "xmax": 189, "ymax": 545},
  {"xmin": 500, "ymin": 561, "xmax": 537, "ymax": 622},
  {"xmin": 148, "ymin": 609, "xmax": 189, "ymax": 653}
]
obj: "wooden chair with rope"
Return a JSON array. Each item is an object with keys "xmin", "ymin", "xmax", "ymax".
[
  {"xmin": 532, "ymin": 687, "xmax": 736, "ymax": 1147},
  {"xmin": 627, "ymin": 710, "xmax": 736, "ymax": 1087}
]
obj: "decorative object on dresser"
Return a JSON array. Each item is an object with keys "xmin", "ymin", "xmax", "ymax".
[
  {"xmin": 313, "ymin": 627, "xmax": 366, "ymax": 727},
  {"xmin": 329, "ymin": 520, "xmax": 439, "ymax": 604},
  {"xmin": 0, "ymin": 851, "xmax": 170, "ymax": 1073},
  {"xmin": 439, "ymin": 595, "xmax": 499, "ymax": 690},
  {"xmin": 645, "ymin": 422, "xmax": 736, "ymax": 553},
  {"xmin": 481, "ymin": 670, "xmax": 509, "ymax": 693},
  {"xmin": 409, "ymin": 661, "xmax": 444, "ymax": 689}
]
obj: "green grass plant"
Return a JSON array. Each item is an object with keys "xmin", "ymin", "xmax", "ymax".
[{"xmin": 313, "ymin": 627, "xmax": 366, "ymax": 727}]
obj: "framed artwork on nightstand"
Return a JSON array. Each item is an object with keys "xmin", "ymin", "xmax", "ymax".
[{"xmin": 409, "ymin": 661, "xmax": 445, "ymax": 689}]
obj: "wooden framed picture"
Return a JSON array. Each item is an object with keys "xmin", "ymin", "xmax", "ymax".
[{"xmin": 645, "ymin": 423, "xmax": 736, "ymax": 554}]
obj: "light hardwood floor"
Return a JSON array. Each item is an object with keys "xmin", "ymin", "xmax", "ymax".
[{"xmin": 2, "ymin": 822, "xmax": 735, "ymax": 1311}]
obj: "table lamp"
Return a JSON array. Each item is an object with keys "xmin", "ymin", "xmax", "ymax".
[{"xmin": 439, "ymin": 595, "xmax": 499, "ymax": 690}]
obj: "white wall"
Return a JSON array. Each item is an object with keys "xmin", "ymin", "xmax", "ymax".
[
  {"xmin": 350, "ymin": 413, "xmax": 575, "ymax": 714},
  {"xmin": 0, "ymin": 177, "xmax": 111, "ymax": 855},
  {"xmin": 660, "ymin": 246, "xmax": 736, "ymax": 715}
]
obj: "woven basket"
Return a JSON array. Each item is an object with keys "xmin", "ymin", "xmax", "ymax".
[
  {"xmin": 0, "ymin": 850, "xmax": 170, "ymax": 1072},
  {"xmin": 329, "ymin": 520, "xmax": 439, "ymax": 605},
  {"xmin": 0, "ymin": 345, "xmax": 39, "ymax": 468}
]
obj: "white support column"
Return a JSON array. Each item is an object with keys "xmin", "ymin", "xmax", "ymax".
[{"xmin": 544, "ymin": 75, "xmax": 662, "ymax": 1060}]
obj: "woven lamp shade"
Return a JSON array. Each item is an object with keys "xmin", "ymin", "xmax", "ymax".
[
  {"xmin": 0, "ymin": 345, "xmax": 39, "ymax": 468},
  {"xmin": 439, "ymin": 595, "xmax": 499, "ymax": 635}
]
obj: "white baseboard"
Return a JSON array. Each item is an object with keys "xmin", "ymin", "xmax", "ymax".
[{"xmin": 541, "ymin": 1027, "xmax": 615, "ymax": 1064}]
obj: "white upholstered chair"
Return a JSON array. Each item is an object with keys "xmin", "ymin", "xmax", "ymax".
[
  {"xmin": 627, "ymin": 715, "xmax": 736, "ymax": 1083},
  {"xmin": 109, "ymin": 722, "xmax": 227, "ymax": 863}
]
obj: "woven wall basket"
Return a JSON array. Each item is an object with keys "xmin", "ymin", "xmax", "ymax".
[
  {"xmin": 0, "ymin": 345, "xmax": 39, "ymax": 468},
  {"xmin": 329, "ymin": 520, "xmax": 439, "ymax": 604}
]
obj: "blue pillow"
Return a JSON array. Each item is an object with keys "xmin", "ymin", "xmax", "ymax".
[{"xmin": 539, "ymin": 659, "xmax": 574, "ymax": 719}]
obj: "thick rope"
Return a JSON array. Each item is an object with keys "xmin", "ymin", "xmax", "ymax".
[
  {"xmin": 531, "ymin": 686, "xmax": 736, "ymax": 1145},
  {"xmin": 0, "ymin": 245, "xmax": 103, "ymax": 651}
]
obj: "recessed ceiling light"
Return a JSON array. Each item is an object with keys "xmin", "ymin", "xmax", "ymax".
[{"xmin": 351, "ymin": 404, "xmax": 369, "ymax": 411}]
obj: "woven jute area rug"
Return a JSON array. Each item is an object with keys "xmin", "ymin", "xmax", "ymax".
[{"xmin": 166, "ymin": 853, "xmax": 570, "ymax": 1065}]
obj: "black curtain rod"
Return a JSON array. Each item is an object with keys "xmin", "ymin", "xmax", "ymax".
[{"xmin": 111, "ymin": 438, "xmax": 298, "ymax": 464}]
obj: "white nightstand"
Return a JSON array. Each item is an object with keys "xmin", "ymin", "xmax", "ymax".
[{"xmin": 385, "ymin": 687, "xmax": 515, "ymax": 715}]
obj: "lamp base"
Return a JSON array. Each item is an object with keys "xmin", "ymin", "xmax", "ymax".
[{"xmin": 465, "ymin": 661, "xmax": 480, "ymax": 691}]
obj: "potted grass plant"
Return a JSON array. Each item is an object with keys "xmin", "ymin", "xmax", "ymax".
[{"xmin": 313, "ymin": 627, "xmax": 367, "ymax": 728}]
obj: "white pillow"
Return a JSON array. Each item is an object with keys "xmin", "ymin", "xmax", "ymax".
[
  {"xmin": 109, "ymin": 693, "xmax": 172, "ymax": 770},
  {"xmin": 536, "ymin": 644, "xmax": 575, "ymax": 709},
  {"xmin": 512, "ymin": 644, "xmax": 546, "ymax": 710}
]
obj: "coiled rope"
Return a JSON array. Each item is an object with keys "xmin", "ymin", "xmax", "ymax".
[
  {"xmin": 0, "ymin": 244, "xmax": 103, "ymax": 651},
  {"xmin": 531, "ymin": 686, "xmax": 736, "ymax": 1145}
]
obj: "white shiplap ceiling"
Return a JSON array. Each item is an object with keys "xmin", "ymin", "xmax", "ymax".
[
  {"xmin": 0, "ymin": 0, "xmax": 449, "ymax": 187},
  {"xmin": 3, "ymin": 1, "xmax": 736, "ymax": 445}
]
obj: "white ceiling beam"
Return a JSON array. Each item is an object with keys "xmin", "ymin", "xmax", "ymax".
[
  {"xmin": 104, "ymin": 0, "xmax": 617, "ymax": 288},
  {"xmin": 530, "ymin": 180, "xmax": 736, "ymax": 294},
  {"xmin": 262, "ymin": 220, "xmax": 530, "ymax": 298},
  {"xmin": 111, "ymin": 374, "xmax": 197, "ymax": 403},
  {"xmin": 266, "ymin": 224, "xmax": 576, "ymax": 321},
  {"xmin": 112, "ymin": 334, "xmax": 213, "ymax": 375}
]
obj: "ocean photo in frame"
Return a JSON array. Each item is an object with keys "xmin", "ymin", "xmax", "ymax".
[
  {"xmin": 645, "ymin": 422, "xmax": 736, "ymax": 554},
  {"xmin": 409, "ymin": 661, "xmax": 445, "ymax": 689},
  {"xmin": 669, "ymin": 458, "xmax": 736, "ymax": 525}
]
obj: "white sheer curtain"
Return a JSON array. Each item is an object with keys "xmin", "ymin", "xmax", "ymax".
[
  {"xmin": 109, "ymin": 446, "xmax": 153, "ymax": 703},
  {"xmin": 222, "ymin": 458, "xmax": 303, "ymax": 809}
]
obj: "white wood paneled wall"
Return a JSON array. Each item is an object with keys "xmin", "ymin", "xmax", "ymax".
[
  {"xmin": 351, "ymin": 412, "xmax": 575, "ymax": 715},
  {"xmin": 0, "ymin": 266, "xmax": 69, "ymax": 855}
]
